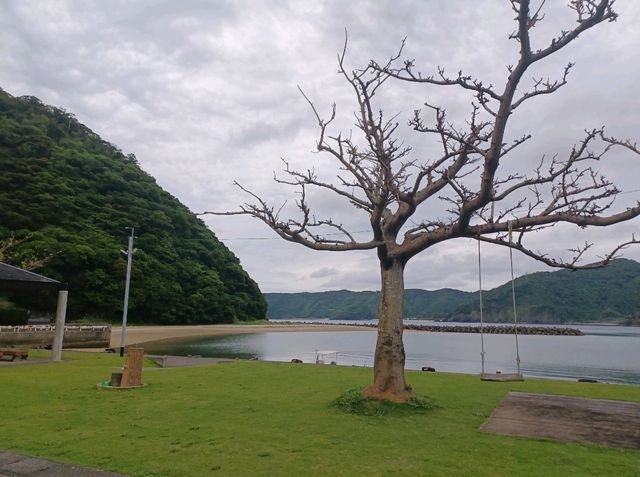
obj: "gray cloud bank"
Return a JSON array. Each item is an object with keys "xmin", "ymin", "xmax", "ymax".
[{"xmin": 1, "ymin": 0, "xmax": 639, "ymax": 293}]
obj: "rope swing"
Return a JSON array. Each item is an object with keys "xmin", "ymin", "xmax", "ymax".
[
  {"xmin": 508, "ymin": 221, "xmax": 522, "ymax": 376},
  {"xmin": 478, "ymin": 238, "xmax": 486, "ymax": 375},
  {"xmin": 477, "ymin": 221, "xmax": 524, "ymax": 382}
]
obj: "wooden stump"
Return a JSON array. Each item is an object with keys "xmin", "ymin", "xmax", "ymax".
[
  {"xmin": 121, "ymin": 347, "xmax": 144, "ymax": 387},
  {"xmin": 109, "ymin": 372, "xmax": 123, "ymax": 387}
]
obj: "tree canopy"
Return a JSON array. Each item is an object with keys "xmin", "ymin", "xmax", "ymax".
[{"xmin": 0, "ymin": 88, "xmax": 266, "ymax": 324}]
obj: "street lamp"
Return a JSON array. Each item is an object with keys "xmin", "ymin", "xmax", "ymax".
[{"xmin": 120, "ymin": 227, "xmax": 136, "ymax": 357}]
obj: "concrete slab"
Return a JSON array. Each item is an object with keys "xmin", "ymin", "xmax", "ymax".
[
  {"xmin": 480, "ymin": 391, "xmax": 640, "ymax": 449},
  {"xmin": 0, "ymin": 357, "xmax": 50, "ymax": 367},
  {"xmin": 147, "ymin": 355, "xmax": 232, "ymax": 368},
  {"xmin": 0, "ymin": 452, "xmax": 23, "ymax": 465},
  {"xmin": 0, "ymin": 451, "xmax": 128, "ymax": 476},
  {"xmin": 3, "ymin": 457, "xmax": 50, "ymax": 474},
  {"xmin": 28, "ymin": 461, "xmax": 119, "ymax": 477}
]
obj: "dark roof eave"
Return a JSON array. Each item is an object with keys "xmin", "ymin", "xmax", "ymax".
[
  {"xmin": 0, "ymin": 279, "xmax": 66, "ymax": 291},
  {"xmin": 0, "ymin": 262, "xmax": 65, "ymax": 290}
]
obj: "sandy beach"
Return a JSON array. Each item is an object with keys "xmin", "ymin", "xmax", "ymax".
[{"xmin": 109, "ymin": 322, "xmax": 364, "ymax": 348}]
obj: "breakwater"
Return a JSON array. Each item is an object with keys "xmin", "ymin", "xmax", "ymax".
[
  {"xmin": 0, "ymin": 324, "xmax": 111, "ymax": 348},
  {"xmin": 403, "ymin": 323, "xmax": 584, "ymax": 336},
  {"xmin": 288, "ymin": 321, "xmax": 584, "ymax": 336}
]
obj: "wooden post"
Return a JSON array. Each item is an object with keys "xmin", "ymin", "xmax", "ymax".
[
  {"xmin": 51, "ymin": 290, "xmax": 68, "ymax": 362},
  {"xmin": 121, "ymin": 347, "xmax": 144, "ymax": 387}
]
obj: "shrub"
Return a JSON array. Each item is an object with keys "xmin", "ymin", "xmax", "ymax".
[
  {"xmin": 331, "ymin": 388, "xmax": 437, "ymax": 416},
  {"xmin": 0, "ymin": 307, "xmax": 30, "ymax": 326}
]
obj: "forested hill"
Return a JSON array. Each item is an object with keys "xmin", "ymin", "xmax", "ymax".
[
  {"xmin": 0, "ymin": 89, "xmax": 266, "ymax": 324},
  {"xmin": 266, "ymin": 288, "xmax": 472, "ymax": 321},
  {"xmin": 266, "ymin": 259, "xmax": 640, "ymax": 323}
]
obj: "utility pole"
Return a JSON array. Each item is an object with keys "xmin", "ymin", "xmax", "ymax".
[{"xmin": 120, "ymin": 227, "xmax": 136, "ymax": 357}]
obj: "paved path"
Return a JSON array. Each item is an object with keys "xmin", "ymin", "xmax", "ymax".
[
  {"xmin": 147, "ymin": 354, "xmax": 232, "ymax": 368},
  {"xmin": 0, "ymin": 451, "xmax": 128, "ymax": 477}
]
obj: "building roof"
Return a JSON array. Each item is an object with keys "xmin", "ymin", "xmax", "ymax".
[{"xmin": 0, "ymin": 262, "xmax": 64, "ymax": 290}]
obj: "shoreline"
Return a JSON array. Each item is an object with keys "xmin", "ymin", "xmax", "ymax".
[
  {"xmin": 105, "ymin": 319, "xmax": 587, "ymax": 350},
  {"xmin": 108, "ymin": 323, "xmax": 365, "ymax": 348}
]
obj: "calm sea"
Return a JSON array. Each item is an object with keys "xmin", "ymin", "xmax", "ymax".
[{"xmin": 143, "ymin": 320, "xmax": 640, "ymax": 385}]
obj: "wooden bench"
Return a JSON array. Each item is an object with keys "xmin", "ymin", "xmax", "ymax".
[{"xmin": 0, "ymin": 349, "xmax": 29, "ymax": 361}]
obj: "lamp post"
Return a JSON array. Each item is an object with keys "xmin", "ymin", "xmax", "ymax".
[{"xmin": 120, "ymin": 227, "xmax": 136, "ymax": 357}]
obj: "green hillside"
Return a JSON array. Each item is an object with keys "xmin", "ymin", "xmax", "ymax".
[
  {"xmin": 453, "ymin": 258, "xmax": 640, "ymax": 323},
  {"xmin": 266, "ymin": 288, "xmax": 475, "ymax": 320},
  {"xmin": 0, "ymin": 89, "xmax": 267, "ymax": 324},
  {"xmin": 267, "ymin": 290, "xmax": 380, "ymax": 320},
  {"xmin": 266, "ymin": 259, "xmax": 640, "ymax": 323},
  {"xmin": 405, "ymin": 288, "xmax": 474, "ymax": 318}
]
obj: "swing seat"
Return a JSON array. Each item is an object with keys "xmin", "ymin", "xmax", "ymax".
[{"xmin": 481, "ymin": 372, "xmax": 524, "ymax": 382}]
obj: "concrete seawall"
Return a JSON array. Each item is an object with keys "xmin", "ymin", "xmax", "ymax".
[{"xmin": 0, "ymin": 324, "xmax": 111, "ymax": 348}]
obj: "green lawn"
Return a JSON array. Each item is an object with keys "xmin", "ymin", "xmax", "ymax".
[{"xmin": 1, "ymin": 351, "xmax": 638, "ymax": 476}]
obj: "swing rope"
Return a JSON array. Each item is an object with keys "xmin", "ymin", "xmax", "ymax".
[
  {"xmin": 477, "ymin": 239, "xmax": 486, "ymax": 375},
  {"xmin": 508, "ymin": 221, "xmax": 522, "ymax": 375},
  {"xmin": 477, "ymin": 220, "xmax": 523, "ymax": 378}
]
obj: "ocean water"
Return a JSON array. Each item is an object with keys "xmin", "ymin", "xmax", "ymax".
[{"xmin": 143, "ymin": 320, "xmax": 640, "ymax": 385}]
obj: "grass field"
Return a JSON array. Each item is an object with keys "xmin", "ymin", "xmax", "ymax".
[{"xmin": 1, "ymin": 351, "xmax": 639, "ymax": 476}]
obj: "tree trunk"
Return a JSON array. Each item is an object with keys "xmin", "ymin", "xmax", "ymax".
[{"xmin": 363, "ymin": 258, "xmax": 412, "ymax": 402}]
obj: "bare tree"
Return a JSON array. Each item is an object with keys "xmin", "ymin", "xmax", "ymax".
[
  {"xmin": 203, "ymin": 0, "xmax": 640, "ymax": 402},
  {"xmin": 0, "ymin": 235, "xmax": 56, "ymax": 271}
]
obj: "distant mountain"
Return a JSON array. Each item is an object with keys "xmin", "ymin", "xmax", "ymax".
[
  {"xmin": 266, "ymin": 259, "xmax": 640, "ymax": 323},
  {"xmin": 458, "ymin": 258, "xmax": 640, "ymax": 323},
  {"xmin": 267, "ymin": 287, "xmax": 474, "ymax": 321},
  {"xmin": 0, "ymin": 89, "xmax": 267, "ymax": 324},
  {"xmin": 267, "ymin": 290, "xmax": 380, "ymax": 321}
]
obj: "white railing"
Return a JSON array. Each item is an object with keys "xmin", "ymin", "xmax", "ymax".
[{"xmin": 0, "ymin": 325, "xmax": 110, "ymax": 333}]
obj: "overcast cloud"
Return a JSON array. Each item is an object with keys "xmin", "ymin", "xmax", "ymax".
[{"xmin": 1, "ymin": 0, "xmax": 639, "ymax": 293}]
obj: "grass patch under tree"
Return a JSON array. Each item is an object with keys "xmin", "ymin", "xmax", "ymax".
[{"xmin": 1, "ymin": 351, "xmax": 638, "ymax": 476}]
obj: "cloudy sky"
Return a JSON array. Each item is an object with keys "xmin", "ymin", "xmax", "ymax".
[{"xmin": 2, "ymin": 0, "xmax": 639, "ymax": 293}]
